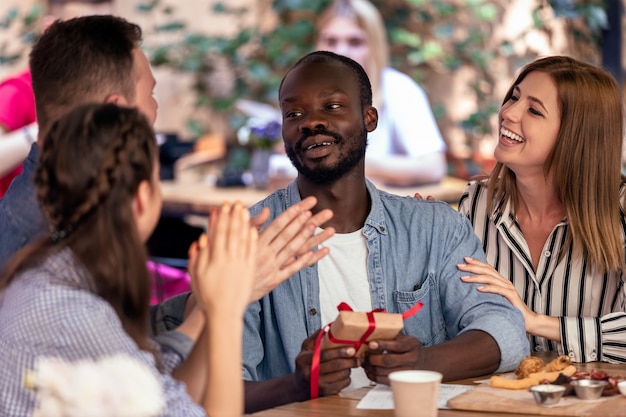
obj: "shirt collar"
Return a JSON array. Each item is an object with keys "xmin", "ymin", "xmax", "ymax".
[{"xmin": 286, "ymin": 178, "xmax": 387, "ymax": 234}]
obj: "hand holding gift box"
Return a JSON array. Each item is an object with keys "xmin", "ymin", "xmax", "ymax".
[{"xmin": 310, "ymin": 301, "xmax": 424, "ymax": 398}]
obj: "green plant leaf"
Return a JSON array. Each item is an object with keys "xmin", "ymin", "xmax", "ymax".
[
  {"xmin": 474, "ymin": 4, "xmax": 497, "ymax": 21},
  {"xmin": 155, "ymin": 22, "xmax": 186, "ymax": 32},
  {"xmin": 137, "ymin": 0, "xmax": 161, "ymax": 13},
  {"xmin": 0, "ymin": 7, "xmax": 19, "ymax": 29},
  {"xmin": 22, "ymin": 5, "xmax": 42, "ymax": 25},
  {"xmin": 391, "ymin": 28, "xmax": 421, "ymax": 47}
]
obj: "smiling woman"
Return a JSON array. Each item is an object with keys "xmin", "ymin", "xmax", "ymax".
[
  {"xmin": 457, "ymin": 55, "xmax": 626, "ymax": 364},
  {"xmin": 494, "ymin": 71, "xmax": 561, "ymax": 174}
]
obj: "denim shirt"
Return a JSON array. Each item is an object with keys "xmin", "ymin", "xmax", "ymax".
[
  {"xmin": 243, "ymin": 179, "xmax": 529, "ymax": 381},
  {"xmin": 0, "ymin": 144, "xmax": 46, "ymax": 270}
]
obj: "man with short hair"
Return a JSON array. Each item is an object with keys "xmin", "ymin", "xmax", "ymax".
[
  {"xmin": 0, "ymin": 0, "xmax": 115, "ymax": 197},
  {"xmin": 0, "ymin": 15, "xmax": 155, "ymax": 267},
  {"xmin": 0, "ymin": 14, "xmax": 329, "ymax": 274},
  {"xmin": 242, "ymin": 51, "xmax": 529, "ymax": 411},
  {"xmin": 0, "ymin": 16, "xmax": 334, "ymax": 410}
]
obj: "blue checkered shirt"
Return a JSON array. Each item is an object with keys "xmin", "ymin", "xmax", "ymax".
[{"xmin": 0, "ymin": 248, "xmax": 205, "ymax": 416}]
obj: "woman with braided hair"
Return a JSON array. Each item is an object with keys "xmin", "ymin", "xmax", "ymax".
[{"xmin": 0, "ymin": 103, "xmax": 257, "ymax": 416}]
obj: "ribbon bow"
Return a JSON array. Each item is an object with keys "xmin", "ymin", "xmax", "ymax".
[{"xmin": 309, "ymin": 301, "xmax": 423, "ymax": 399}]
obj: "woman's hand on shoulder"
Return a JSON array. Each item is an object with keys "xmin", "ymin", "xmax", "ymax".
[{"xmin": 458, "ymin": 257, "xmax": 537, "ymax": 332}]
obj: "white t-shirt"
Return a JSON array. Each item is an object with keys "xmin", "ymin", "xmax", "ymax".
[
  {"xmin": 366, "ymin": 67, "xmax": 446, "ymax": 159},
  {"xmin": 318, "ymin": 228, "xmax": 372, "ymax": 391}
]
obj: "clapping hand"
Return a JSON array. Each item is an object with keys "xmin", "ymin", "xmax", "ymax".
[{"xmin": 249, "ymin": 196, "xmax": 335, "ymax": 302}]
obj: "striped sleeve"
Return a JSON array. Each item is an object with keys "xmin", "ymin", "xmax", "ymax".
[{"xmin": 562, "ymin": 312, "xmax": 626, "ymax": 363}]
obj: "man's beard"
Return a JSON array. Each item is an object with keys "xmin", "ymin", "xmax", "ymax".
[{"xmin": 285, "ymin": 126, "xmax": 367, "ymax": 185}]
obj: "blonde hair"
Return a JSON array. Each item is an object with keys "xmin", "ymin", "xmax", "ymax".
[
  {"xmin": 488, "ymin": 56, "xmax": 626, "ymax": 274},
  {"xmin": 316, "ymin": 0, "xmax": 388, "ymax": 109}
]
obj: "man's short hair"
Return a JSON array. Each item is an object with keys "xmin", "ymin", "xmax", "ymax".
[
  {"xmin": 29, "ymin": 15, "xmax": 141, "ymax": 135},
  {"xmin": 280, "ymin": 51, "xmax": 373, "ymax": 108}
]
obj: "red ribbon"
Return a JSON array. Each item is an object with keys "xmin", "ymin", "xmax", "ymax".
[{"xmin": 309, "ymin": 301, "xmax": 423, "ymax": 399}]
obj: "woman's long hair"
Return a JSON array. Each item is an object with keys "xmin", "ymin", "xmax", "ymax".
[
  {"xmin": 488, "ymin": 56, "xmax": 625, "ymax": 274},
  {"xmin": 1, "ymin": 103, "xmax": 159, "ymax": 352},
  {"xmin": 316, "ymin": 0, "xmax": 388, "ymax": 109}
]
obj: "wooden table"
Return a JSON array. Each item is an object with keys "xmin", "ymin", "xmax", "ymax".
[
  {"xmin": 160, "ymin": 176, "xmax": 469, "ymax": 216},
  {"xmin": 246, "ymin": 360, "xmax": 626, "ymax": 417}
]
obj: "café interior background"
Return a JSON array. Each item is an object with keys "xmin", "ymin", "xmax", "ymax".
[{"xmin": 0, "ymin": 0, "xmax": 623, "ymax": 174}]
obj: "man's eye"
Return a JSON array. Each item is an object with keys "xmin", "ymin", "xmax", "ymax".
[
  {"xmin": 327, "ymin": 103, "xmax": 341, "ymax": 110},
  {"xmin": 285, "ymin": 111, "xmax": 302, "ymax": 118}
]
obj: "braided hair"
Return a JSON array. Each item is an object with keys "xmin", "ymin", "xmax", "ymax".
[{"xmin": 2, "ymin": 103, "xmax": 159, "ymax": 353}]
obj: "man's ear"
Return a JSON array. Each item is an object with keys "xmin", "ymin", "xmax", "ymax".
[
  {"xmin": 364, "ymin": 106, "xmax": 378, "ymax": 133},
  {"xmin": 105, "ymin": 94, "xmax": 129, "ymax": 106}
]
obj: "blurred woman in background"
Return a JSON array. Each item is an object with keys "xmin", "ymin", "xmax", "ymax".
[{"xmin": 315, "ymin": 0, "xmax": 447, "ymax": 185}]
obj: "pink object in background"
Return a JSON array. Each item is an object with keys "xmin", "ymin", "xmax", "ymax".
[
  {"xmin": 0, "ymin": 70, "xmax": 36, "ymax": 198},
  {"xmin": 147, "ymin": 260, "xmax": 191, "ymax": 305}
]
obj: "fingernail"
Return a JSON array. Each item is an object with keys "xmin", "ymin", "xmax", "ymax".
[
  {"xmin": 464, "ymin": 256, "xmax": 473, "ymax": 262},
  {"xmin": 346, "ymin": 347, "xmax": 356, "ymax": 356}
]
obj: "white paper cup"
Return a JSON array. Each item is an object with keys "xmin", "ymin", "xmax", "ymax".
[{"xmin": 389, "ymin": 370, "xmax": 442, "ymax": 417}]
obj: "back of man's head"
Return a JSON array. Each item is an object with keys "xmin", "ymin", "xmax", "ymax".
[{"xmin": 30, "ymin": 14, "xmax": 141, "ymax": 138}]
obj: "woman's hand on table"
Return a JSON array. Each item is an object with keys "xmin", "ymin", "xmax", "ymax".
[{"xmin": 249, "ymin": 196, "xmax": 335, "ymax": 302}]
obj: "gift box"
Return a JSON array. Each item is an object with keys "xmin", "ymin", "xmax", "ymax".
[
  {"xmin": 321, "ymin": 308, "xmax": 404, "ymax": 357},
  {"xmin": 309, "ymin": 301, "xmax": 423, "ymax": 399}
]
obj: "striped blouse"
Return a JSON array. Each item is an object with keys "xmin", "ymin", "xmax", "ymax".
[{"xmin": 459, "ymin": 180, "xmax": 626, "ymax": 363}]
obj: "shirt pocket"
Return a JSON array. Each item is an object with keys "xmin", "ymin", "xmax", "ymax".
[{"xmin": 392, "ymin": 273, "xmax": 446, "ymax": 346}]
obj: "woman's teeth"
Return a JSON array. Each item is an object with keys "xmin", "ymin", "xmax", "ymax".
[{"xmin": 500, "ymin": 127, "xmax": 524, "ymax": 142}]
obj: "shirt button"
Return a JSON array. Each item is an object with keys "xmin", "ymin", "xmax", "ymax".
[
  {"xmin": 535, "ymin": 345, "xmax": 543, "ymax": 352},
  {"xmin": 568, "ymin": 351, "xmax": 575, "ymax": 358},
  {"xmin": 309, "ymin": 308, "xmax": 317, "ymax": 316},
  {"xmin": 544, "ymin": 251, "xmax": 551, "ymax": 257},
  {"xmin": 380, "ymin": 226, "xmax": 385, "ymax": 232}
]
